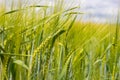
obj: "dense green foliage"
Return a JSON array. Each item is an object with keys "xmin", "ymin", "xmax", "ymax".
[{"xmin": 0, "ymin": 0, "xmax": 120, "ymax": 80}]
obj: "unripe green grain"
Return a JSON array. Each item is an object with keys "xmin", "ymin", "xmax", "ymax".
[
  {"xmin": 29, "ymin": 36, "xmax": 52, "ymax": 77},
  {"xmin": 3, "ymin": 55, "xmax": 10, "ymax": 80}
]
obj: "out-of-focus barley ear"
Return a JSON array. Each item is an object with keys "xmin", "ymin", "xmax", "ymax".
[
  {"xmin": 112, "ymin": 11, "xmax": 119, "ymax": 80},
  {"xmin": 66, "ymin": 59, "xmax": 71, "ymax": 80},
  {"xmin": 3, "ymin": 55, "xmax": 10, "ymax": 80},
  {"xmin": 43, "ymin": 45, "xmax": 51, "ymax": 79}
]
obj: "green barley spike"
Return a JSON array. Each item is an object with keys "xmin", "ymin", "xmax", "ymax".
[
  {"xmin": 29, "ymin": 36, "xmax": 52, "ymax": 76},
  {"xmin": 3, "ymin": 55, "xmax": 10, "ymax": 80}
]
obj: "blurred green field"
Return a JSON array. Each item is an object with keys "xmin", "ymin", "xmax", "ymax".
[{"xmin": 0, "ymin": 0, "xmax": 120, "ymax": 80}]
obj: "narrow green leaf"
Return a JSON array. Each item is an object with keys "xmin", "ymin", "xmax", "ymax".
[
  {"xmin": 3, "ymin": 10, "xmax": 20, "ymax": 15},
  {"xmin": 0, "ymin": 53, "xmax": 31, "ymax": 57}
]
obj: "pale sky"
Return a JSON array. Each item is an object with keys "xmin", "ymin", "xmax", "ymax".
[
  {"xmin": 0, "ymin": 0, "xmax": 119, "ymax": 22},
  {"xmin": 80, "ymin": 0, "xmax": 119, "ymax": 22}
]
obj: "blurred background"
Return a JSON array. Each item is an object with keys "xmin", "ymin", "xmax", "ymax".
[{"xmin": 0, "ymin": 0, "xmax": 119, "ymax": 23}]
